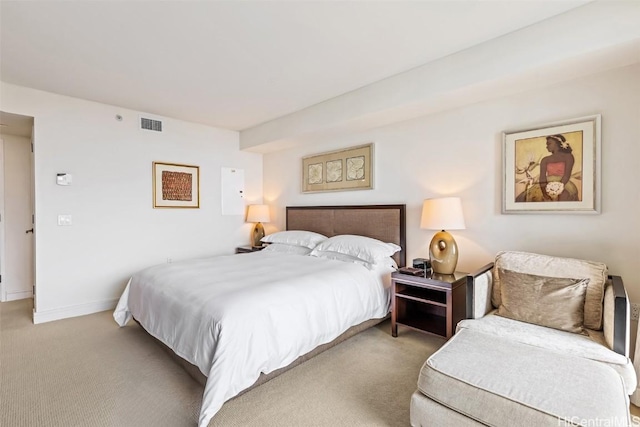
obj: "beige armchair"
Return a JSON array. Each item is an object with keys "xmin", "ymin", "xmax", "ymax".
[{"xmin": 410, "ymin": 251, "xmax": 636, "ymax": 427}]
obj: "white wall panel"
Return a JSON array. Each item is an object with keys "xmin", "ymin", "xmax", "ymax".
[
  {"xmin": 0, "ymin": 83, "xmax": 263, "ymax": 321},
  {"xmin": 264, "ymin": 64, "xmax": 640, "ymax": 304}
]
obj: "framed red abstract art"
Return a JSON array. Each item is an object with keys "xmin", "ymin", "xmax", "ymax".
[{"xmin": 153, "ymin": 162, "xmax": 200, "ymax": 208}]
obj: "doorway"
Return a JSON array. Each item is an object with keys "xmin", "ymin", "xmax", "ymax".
[{"xmin": 0, "ymin": 111, "xmax": 35, "ymax": 304}]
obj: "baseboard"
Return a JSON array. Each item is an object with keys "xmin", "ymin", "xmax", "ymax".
[
  {"xmin": 6, "ymin": 290, "xmax": 33, "ymax": 301},
  {"xmin": 33, "ymin": 298, "xmax": 119, "ymax": 324}
]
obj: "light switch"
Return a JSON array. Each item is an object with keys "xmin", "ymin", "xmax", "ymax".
[
  {"xmin": 57, "ymin": 214, "xmax": 72, "ymax": 226},
  {"xmin": 56, "ymin": 173, "xmax": 72, "ymax": 186}
]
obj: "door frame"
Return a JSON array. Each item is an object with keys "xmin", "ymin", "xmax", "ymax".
[
  {"xmin": 0, "ymin": 122, "xmax": 36, "ymax": 304},
  {"xmin": 30, "ymin": 126, "xmax": 36, "ymax": 310},
  {"xmin": 0, "ymin": 136, "xmax": 5, "ymax": 302}
]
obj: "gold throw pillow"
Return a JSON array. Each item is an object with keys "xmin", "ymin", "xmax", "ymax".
[{"xmin": 497, "ymin": 268, "xmax": 589, "ymax": 334}]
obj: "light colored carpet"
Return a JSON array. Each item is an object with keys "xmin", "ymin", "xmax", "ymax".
[{"xmin": 1, "ymin": 299, "xmax": 444, "ymax": 426}]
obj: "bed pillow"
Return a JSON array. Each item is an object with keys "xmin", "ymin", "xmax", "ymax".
[
  {"xmin": 496, "ymin": 268, "xmax": 589, "ymax": 334},
  {"xmin": 261, "ymin": 230, "xmax": 327, "ymax": 249},
  {"xmin": 310, "ymin": 235, "xmax": 401, "ymax": 265},
  {"xmin": 312, "ymin": 250, "xmax": 398, "ymax": 270},
  {"xmin": 261, "ymin": 243, "xmax": 312, "ymax": 255}
]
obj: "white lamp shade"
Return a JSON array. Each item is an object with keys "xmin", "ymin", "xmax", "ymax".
[
  {"xmin": 247, "ymin": 204, "xmax": 271, "ymax": 223},
  {"xmin": 420, "ymin": 197, "xmax": 465, "ymax": 230}
]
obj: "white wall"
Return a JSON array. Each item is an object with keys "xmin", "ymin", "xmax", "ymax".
[
  {"xmin": 264, "ymin": 64, "xmax": 640, "ymax": 302},
  {"xmin": 1, "ymin": 83, "xmax": 263, "ymax": 323}
]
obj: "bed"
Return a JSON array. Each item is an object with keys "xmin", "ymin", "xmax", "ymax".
[{"xmin": 113, "ymin": 204, "xmax": 406, "ymax": 427}]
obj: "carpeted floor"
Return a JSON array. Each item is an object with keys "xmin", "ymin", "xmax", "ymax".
[{"xmin": 0, "ymin": 299, "xmax": 445, "ymax": 426}]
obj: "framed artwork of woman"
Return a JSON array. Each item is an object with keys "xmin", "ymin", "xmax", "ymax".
[{"xmin": 502, "ymin": 115, "xmax": 601, "ymax": 214}]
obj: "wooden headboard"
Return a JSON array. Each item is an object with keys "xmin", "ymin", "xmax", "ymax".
[{"xmin": 286, "ymin": 204, "xmax": 406, "ymax": 267}]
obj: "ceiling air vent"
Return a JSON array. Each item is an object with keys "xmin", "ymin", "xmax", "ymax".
[{"xmin": 140, "ymin": 116, "xmax": 163, "ymax": 132}]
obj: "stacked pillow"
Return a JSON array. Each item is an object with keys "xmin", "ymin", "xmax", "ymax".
[
  {"xmin": 260, "ymin": 231, "xmax": 400, "ymax": 270},
  {"xmin": 492, "ymin": 251, "xmax": 607, "ymax": 335},
  {"xmin": 309, "ymin": 234, "xmax": 400, "ymax": 270},
  {"xmin": 261, "ymin": 230, "xmax": 328, "ymax": 255}
]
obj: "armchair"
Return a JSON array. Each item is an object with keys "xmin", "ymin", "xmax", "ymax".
[
  {"xmin": 410, "ymin": 251, "xmax": 636, "ymax": 427},
  {"xmin": 467, "ymin": 263, "xmax": 630, "ymax": 356},
  {"xmin": 460, "ymin": 250, "xmax": 634, "ymax": 391}
]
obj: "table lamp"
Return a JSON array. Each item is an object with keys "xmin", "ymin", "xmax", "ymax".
[
  {"xmin": 420, "ymin": 197, "xmax": 465, "ymax": 275},
  {"xmin": 247, "ymin": 204, "xmax": 271, "ymax": 248}
]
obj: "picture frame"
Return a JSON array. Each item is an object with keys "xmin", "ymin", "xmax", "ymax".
[
  {"xmin": 302, "ymin": 143, "xmax": 373, "ymax": 193},
  {"xmin": 153, "ymin": 162, "xmax": 200, "ymax": 208},
  {"xmin": 502, "ymin": 115, "xmax": 601, "ymax": 214}
]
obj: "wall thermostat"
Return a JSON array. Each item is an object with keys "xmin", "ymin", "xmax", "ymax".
[{"xmin": 56, "ymin": 173, "xmax": 72, "ymax": 186}]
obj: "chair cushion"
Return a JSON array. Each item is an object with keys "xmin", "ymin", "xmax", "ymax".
[
  {"xmin": 492, "ymin": 251, "xmax": 607, "ymax": 330},
  {"xmin": 418, "ymin": 328, "xmax": 630, "ymax": 426},
  {"xmin": 457, "ymin": 313, "xmax": 637, "ymax": 394},
  {"xmin": 496, "ymin": 268, "xmax": 589, "ymax": 334}
]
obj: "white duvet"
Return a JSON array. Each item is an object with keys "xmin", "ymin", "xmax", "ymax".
[{"xmin": 113, "ymin": 251, "xmax": 392, "ymax": 426}]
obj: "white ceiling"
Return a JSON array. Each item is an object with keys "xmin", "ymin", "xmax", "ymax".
[{"xmin": 1, "ymin": 1, "xmax": 590, "ymax": 132}]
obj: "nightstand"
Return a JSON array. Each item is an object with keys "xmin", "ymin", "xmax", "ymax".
[
  {"xmin": 391, "ymin": 270, "xmax": 467, "ymax": 339},
  {"xmin": 235, "ymin": 245, "xmax": 265, "ymax": 254}
]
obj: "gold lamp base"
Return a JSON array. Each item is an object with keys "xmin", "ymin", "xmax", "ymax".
[
  {"xmin": 252, "ymin": 222, "xmax": 265, "ymax": 247},
  {"xmin": 429, "ymin": 230, "xmax": 458, "ymax": 275}
]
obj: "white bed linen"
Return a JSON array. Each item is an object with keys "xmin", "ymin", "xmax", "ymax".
[{"xmin": 113, "ymin": 251, "xmax": 392, "ymax": 427}]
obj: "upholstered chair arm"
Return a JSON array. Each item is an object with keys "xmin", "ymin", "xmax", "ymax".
[
  {"xmin": 603, "ymin": 275, "xmax": 629, "ymax": 357},
  {"xmin": 466, "ymin": 262, "xmax": 494, "ymax": 319}
]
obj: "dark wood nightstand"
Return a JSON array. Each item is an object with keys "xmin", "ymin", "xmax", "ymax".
[
  {"xmin": 391, "ymin": 270, "xmax": 467, "ymax": 339},
  {"xmin": 235, "ymin": 245, "xmax": 265, "ymax": 254}
]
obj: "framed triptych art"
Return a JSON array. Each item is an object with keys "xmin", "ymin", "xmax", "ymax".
[
  {"xmin": 153, "ymin": 162, "xmax": 200, "ymax": 208},
  {"xmin": 502, "ymin": 115, "xmax": 601, "ymax": 214},
  {"xmin": 302, "ymin": 143, "xmax": 373, "ymax": 193}
]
